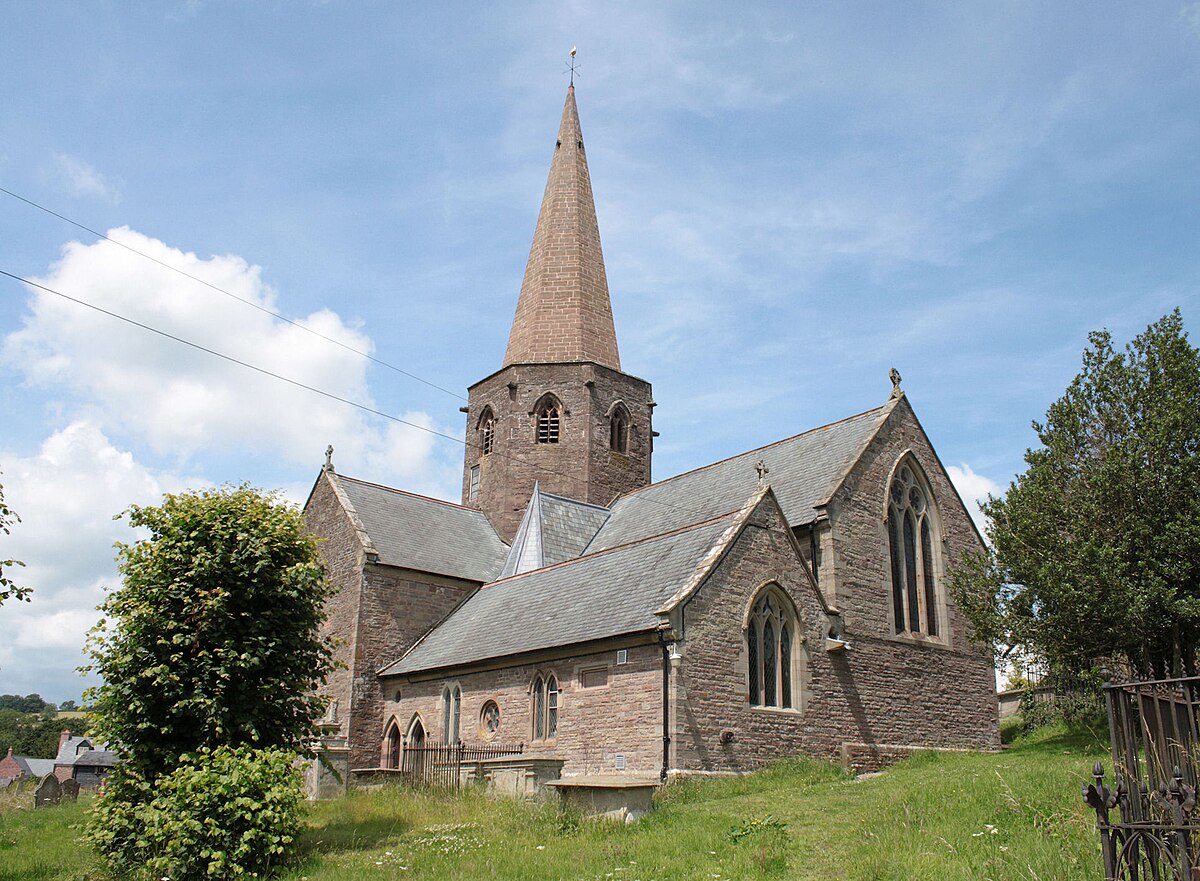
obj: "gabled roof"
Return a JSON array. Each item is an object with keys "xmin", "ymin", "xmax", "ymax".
[
  {"xmin": 331, "ymin": 473, "xmax": 509, "ymax": 583},
  {"xmin": 15, "ymin": 756, "xmax": 55, "ymax": 777},
  {"xmin": 54, "ymin": 736, "xmax": 91, "ymax": 763},
  {"xmin": 500, "ymin": 482, "xmax": 611, "ymax": 578},
  {"xmin": 585, "ymin": 402, "xmax": 894, "ymax": 552},
  {"xmin": 382, "ymin": 511, "xmax": 741, "ymax": 676},
  {"xmin": 70, "ymin": 749, "xmax": 118, "ymax": 768}
]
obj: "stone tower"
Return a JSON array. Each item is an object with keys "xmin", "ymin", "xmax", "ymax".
[{"xmin": 461, "ymin": 85, "xmax": 653, "ymax": 541}]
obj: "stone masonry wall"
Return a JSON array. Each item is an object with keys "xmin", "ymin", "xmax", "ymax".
[
  {"xmin": 304, "ymin": 471, "xmax": 483, "ymax": 771},
  {"xmin": 384, "ymin": 641, "xmax": 663, "ymax": 777},
  {"xmin": 675, "ymin": 489, "xmax": 999, "ymax": 774},
  {"xmin": 303, "ymin": 471, "xmax": 364, "ymax": 747},
  {"xmin": 463, "ymin": 361, "xmax": 652, "ymax": 541}
]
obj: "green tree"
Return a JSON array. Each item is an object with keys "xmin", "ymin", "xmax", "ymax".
[
  {"xmin": 951, "ymin": 310, "xmax": 1200, "ymax": 679},
  {"xmin": 0, "ymin": 474, "xmax": 28, "ymax": 606},
  {"xmin": 84, "ymin": 484, "xmax": 336, "ymax": 778}
]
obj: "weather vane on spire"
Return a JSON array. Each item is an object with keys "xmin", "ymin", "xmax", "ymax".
[{"xmin": 566, "ymin": 46, "xmax": 579, "ymax": 86}]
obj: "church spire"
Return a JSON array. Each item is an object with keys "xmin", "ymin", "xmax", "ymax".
[{"xmin": 503, "ymin": 84, "xmax": 621, "ymax": 371}]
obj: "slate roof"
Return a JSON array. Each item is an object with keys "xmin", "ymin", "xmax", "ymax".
[
  {"xmin": 71, "ymin": 749, "xmax": 118, "ymax": 768},
  {"xmin": 14, "ymin": 756, "xmax": 55, "ymax": 777},
  {"xmin": 54, "ymin": 736, "xmax": 91, "ymax": 763},
  {"xmin": 586, "ymin": 403, "xmax": 891, "ymax": 553},
  {"xmin": 382, "ymin": 512, "xmax": 739, "ymax": 676},
  {"xmin": 501, "ymin": 483, "xmax": 611, "ymax": 578},
  {"xmin": 334, "ymin": 474, "xmax": 509, "ymax": 582}
]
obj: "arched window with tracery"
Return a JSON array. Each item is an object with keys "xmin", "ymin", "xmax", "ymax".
[
  {"xmin": 887, "ymin": 458, "xmax": 941, "ymax": 637},
  {"xmin": 478, "ymin": 408, "xmax": 495, "ymax": 456},
  {"xmin": 442, "ymin": 684, "xmax": 461, "ymax": 744},
  {"xmin": 746, "ymin": 586, "xmax": 798, "ymax": 709},
  {"xmin": 609, "ymin": 403, "xmax": 629, "ymax": 453},
  {"xmin": 535, "ymin": 396, "xmax": 561, "ymax": 444},
  {"xmin": 531, "ymin": 673, "xmax": 559, "ymax": 739}
]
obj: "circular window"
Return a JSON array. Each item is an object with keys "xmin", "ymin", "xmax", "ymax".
[{"xmin": 480, "ymin": 700, "xmax": 501, "ymax": 739}]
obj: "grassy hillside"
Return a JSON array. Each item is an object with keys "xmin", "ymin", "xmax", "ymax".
[{"xmin": 0, "ymin": 722, "xmax": 1107, "ymax": 881}]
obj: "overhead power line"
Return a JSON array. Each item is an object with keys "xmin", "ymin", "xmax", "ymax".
[
  {"xmin": 0, "ymin": 185, "xmax": 466, "ymax": 401},
  {"xmin": 1, "ymin": 269, "xmax": 716, "ymax": 524}
]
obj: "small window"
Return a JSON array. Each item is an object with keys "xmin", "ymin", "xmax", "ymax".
[
  {"xmin": 580, "ymin": 667, "xmax": 609, "ymax": 689},
  {"xmin": 536, "ymin": 398, "xmax": 560, "ymax": 444},
  {"xmin": 480, "ymin": 700, "xmax": 500, "ymax": 739},
  {"xmin": 616, "ymin": 649, "xmax": 628, "ymax": 665},
  {"xmin": 479, "ymin": 409, "xmax": 495, "ymax": 456},
  {"xmin": 469, "ymin": 465, "xmax": 480, "ymax": 501},
  {"xmin": 531, "ymin": 673, "xmax": 559, "ymax": 740},
  {"xmin": 609, "ymin": 405, "xmax": 629, "ymax": 453},
  {"xmin": 442, "ymin": 685, "xmax": 461, "ymax": 744}
]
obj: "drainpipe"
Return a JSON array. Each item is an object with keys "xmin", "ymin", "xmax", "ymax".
[{"xmin": 658, "ymin": 633, "xmax": 671, "ymax": 781}]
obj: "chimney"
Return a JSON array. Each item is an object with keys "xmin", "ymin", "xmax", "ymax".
[{"xmin": 59, "ymin": 729, "xmax": 71, "ymax": 751}]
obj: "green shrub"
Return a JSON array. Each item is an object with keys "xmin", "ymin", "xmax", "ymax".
[{"xmin": 87, "ymin": 745, "xmax": 303, "ymax": 881}]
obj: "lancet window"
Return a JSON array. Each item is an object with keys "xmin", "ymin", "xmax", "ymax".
[
  {"xmin": 609, "ymin": 404, "xmax": 629, "ymax": 453},
  {"xmin": 535, "ymin": 397, "xmax": 561, "ymax": 444},
  {"xmin": 479, "ymin": 408, "xmax": 495, "ymax": 455},
  {"xmin": 531, "ymin": 674, "xmax": 559, "ymax": 739},
  {"xmin": 441, "ymin": 684, "xmax": 461, "ymax": 744}
]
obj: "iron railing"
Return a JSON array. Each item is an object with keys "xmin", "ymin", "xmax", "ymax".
[
  {"xmin": 399, "ymin": 741, "xmax": 524, "ymax": 790},
  {"xmin": 1085, "ymin": 676, "xmax": 1200, "ymax": 880}
]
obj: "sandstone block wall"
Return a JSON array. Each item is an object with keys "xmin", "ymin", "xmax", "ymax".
[
  {"xmin": 462, "ymin": 361, "xmax": 652, "ymax": 541},
  {"xmin": 383, "ymin": 641, "xmax": 664, "ymax": 776}
]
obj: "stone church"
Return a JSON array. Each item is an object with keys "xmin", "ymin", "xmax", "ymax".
[{"xmin": 303, "ymin": 85, "xmax": 999, "ymax": 788}]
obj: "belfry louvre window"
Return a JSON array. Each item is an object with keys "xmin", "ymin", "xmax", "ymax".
[
  {"xmin": 887, "ymin": 460, "xmax": 941, "ymax": 637},
  {"xmin": 746, "ymin": 587, "xmax": 796, "ymax": 709},
  {"xmin": 536, "ymin": 400, "xmax": 560, "ymax": 444},
  {"xmin": 479, "ymin": 409, "xmax": 495, "ymax": 455}
]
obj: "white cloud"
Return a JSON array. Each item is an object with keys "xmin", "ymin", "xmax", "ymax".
[
  {"xmin": 946, "ymin": 463, "xmax": 1003, "ymax": 538},
  {"xmin": 2, "ymin": 228, "xmax": 454, "ymax": 490},
  {"xmin": 0, "ymin": 421, "xmax": 182, "ymax": 700},
  {"xmin": 51, "ymin": 153, "xmax": 121, "ymax": 201}
]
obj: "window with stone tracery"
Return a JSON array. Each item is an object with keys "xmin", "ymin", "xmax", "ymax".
[
  {"xmin": 441, "ymin": 684, "xmax": 461, "ymax": 744},
  {"xmin": 479, "ymin": 408, "xmax": 495, "ymax": 455},
  {"xmin": 535, "ymin": 397, "xmax": 561, "ymax": 444},
  {"xmin": 887, "ymin": 458, "xmax": 941, "ymax": 637},
  {"xmin": 746, "ymin": 586, "xmax": 797, "ymax": 709},
  {"xmin": 531, "ymin": 673, "xmax": 558, "ymax": 739},
  {"xmin": 609, "ymin": 404, "xmax": 629, "ymax": 453}
]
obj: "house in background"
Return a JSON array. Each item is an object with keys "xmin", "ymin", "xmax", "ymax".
[{"xmin": 303, "ymin": 84, "xmax": 999, "ymax": 792}]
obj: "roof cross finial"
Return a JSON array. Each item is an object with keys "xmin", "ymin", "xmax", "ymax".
[
  {"xmin": 754, "ymin": 459, "xmax": 769, "ymax": 484},
  {"xmin": 324, "ymin": 444, "xmax": 334, "ymax": 471},
  {"xmin": 566, "ymin": 46, "xmax": 579, "ymax": 86},
  {"xmin": 889, "ymin": 367, "xmax": 903, "ymax": 399}
]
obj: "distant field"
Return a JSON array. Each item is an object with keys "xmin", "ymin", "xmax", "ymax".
[{"xmin": 0, "ymin": 722, "xmax": 1107, "ymax": 881}]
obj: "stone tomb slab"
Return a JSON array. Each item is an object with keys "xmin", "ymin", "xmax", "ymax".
[{"xmin": 544, "ymin": 775, "xmax": 660, "ymax": 823}]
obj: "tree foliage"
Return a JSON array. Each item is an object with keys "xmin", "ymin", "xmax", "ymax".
[
  {"xmin": 84, "ymin": 485, "xmax": 336, "ymax": 778},
  {"xmin": 951, "ymin": 310, "xmax": 1200, "ymax": 678},
  {"xmin": 0, "ymin": 474, "xmax": 28, "ymax": 606},
  {"xmin": 0, "ymin": 709, "xmax": 87, "ymax": 758},
  {"xmin": 86, "ymin": 745, "xmax": 304, "ymax": 881}
]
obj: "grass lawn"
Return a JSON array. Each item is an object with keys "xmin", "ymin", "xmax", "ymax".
[{"xmin": 0, "ymin": 722, "xmax": 1107, "ymax": 881}]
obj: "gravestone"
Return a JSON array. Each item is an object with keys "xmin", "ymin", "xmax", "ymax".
[
  {"xmin": 61, "ymin": 777, "xmax": 80, "ymax": 802},
  {"xmin": 34, "ymin": 773, "xmax": 62, "ymax": 808}
]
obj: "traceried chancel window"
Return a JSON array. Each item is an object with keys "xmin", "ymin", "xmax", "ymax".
[
  {"xmin": 746, "ymin": 588, "xmax": 797, "ymax": 709},
  {"xmin": 887, "ymin": 461, "xmax": 941, "ymax": 637}
]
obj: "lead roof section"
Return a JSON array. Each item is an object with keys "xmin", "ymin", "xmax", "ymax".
[
  {"xmin": 335, "ymin": 474, "xmax": 509, "ymax": 583},
  {"xmin": 381, "ymin": 512, "xmax": 737, "ymax": 676},
  {"xmin": 585, "ymin": 404, "xmax": 891, "ymax": 553}
]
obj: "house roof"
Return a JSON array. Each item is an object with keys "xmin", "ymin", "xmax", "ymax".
[
  {"xmin": 382, "ymin": 510, "xmax": 741, "ymax": 676},
  {"xmin": 15, "ymin": 756, "xmax": 55, "ymax": 777},
  {"xmin": 71, "ymin": 749, "xmax": 118, "ymax": 768},
  {"xmin": 54, "ymin": 736, "xmax": 91, "ymax": 763},
  {"xmin": 586, "ymin": 403, "xmax": 892, "ymax": 552},
  {"xmin": 333, "ymin": 473, "xmax": 509, "ymax": 582}
]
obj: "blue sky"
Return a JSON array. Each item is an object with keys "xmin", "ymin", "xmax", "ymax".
[{"xmin": 2, "ymin": 2, "xmax": 1198, "ymax": 701}]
